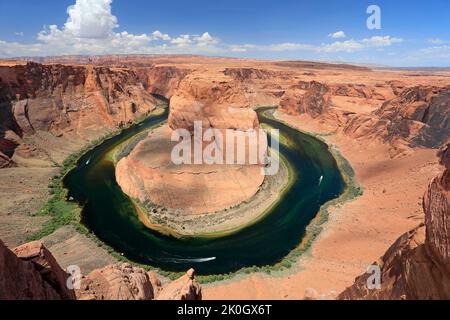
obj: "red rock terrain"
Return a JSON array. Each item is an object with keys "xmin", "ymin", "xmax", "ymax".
[
  {"xmin": 344, "ymin": 86, "xmax": 450, "ymax": 150},
  {"xmin": 339, "ymin": 142, "xmax": 450, "ymax": 300},
  {"xmin": 0, "ymin": 55, "xmax": 449, "ymax": 300},
  {"xmin": 0, "ymin": 62, "xmax": 158, "ymax": 167},
  {"xmin": 0, "ymin": 239, "xmax": 201, "ymax": 300},
  {"xmin": 0, "ymin": 240, "xmax": 76, "ymax": 300}
]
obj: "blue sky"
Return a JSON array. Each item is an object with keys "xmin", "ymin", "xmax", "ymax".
[{"xmin": 0, "ymin": 0, "xmax": 449, "ymax": 66}]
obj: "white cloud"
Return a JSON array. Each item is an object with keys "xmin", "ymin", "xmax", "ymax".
[
  {"xmin": 171, "ymin": 35, "xmax": 193, "ymax": 47},
  {"xmin": 428, "ymin": 38, "xmax": 447, "ymax": 45},
  {"xmin": 321, "ymin": 40, "xmax": 364, "ymax": 53},
  {"xmin": 229, "ymin": 42, "xmax": 314, "ymax": 53},
  {"xmin": 419, "ymin": 45, "xmax": 450, "ymax": 58},
  {"xmin": 194, "ymin": 32, "xmax": 218, "ymax": 46},
  {"xmin": 14, "ymin": 32, "xmax": 24, "ymax": 37},
  {"xmin": 328, "ymin": 31, "xmax": 346, "ymax": 39},
  {"xmin": 0, "ymin": 0, "xmax": 220, "ymax": 57},
  {"xmin": 321, "ymin": 36, "xmax": 403, "ymax": 53},
  {"xmin": 151, "ymin": 30, "xmax": 171, "ymax": 41},
  {"xmin": 0, "ymin": 0, "xmax": 409, "ymax": 61},
  {"xmin": 65, "ymin": 0, "xmax": 118, "ymax": 38},
  {"xmin": 169, "ymin": 33, "xmax": 219, "ymax": 48},
  {"xmin": 362, "ymin": 36, "xmax": 403, "ymax": 47}
]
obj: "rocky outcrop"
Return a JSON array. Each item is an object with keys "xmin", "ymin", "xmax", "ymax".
[
  {"xmin": 76, "ymin": 264, "xmax": 202, "ymax": 301},
  {"xmin": 0, "ymin": 62, "xmax": 158, "ymax": 164},
  {"xmin": 169, "ymin": 75, "xmax": 260, "ymax": 132},
  {"xmin": 0, "ymin": 240, "xmax": 76, "ymax": 300},
  {"xmin": 140, "ymin": 66, "xmax": 191, "ymax": 98},
  {"xmin": 332, "ymin": 84, "xmax": 386, "ymax": 100},
  {"xmin": 223, "ymin": 68, "xmax": 278, "ymax": 81},
  {"xmin": 423, "ymin": 142, "xmax": 450, "ymax": 272},
  {"xmin": 344, "ymin": 86, "xmax": 450, "ymax": 149},
  {"xmin": 1, "ymin": 239, "xmax": 202, "ymax": 300},
  {"xmin": 76, "ymin": 263, "xmax": 154, "ymax": 300},
  {"xmin": 339, "ymin": 142, "xmax": 450, "ymax": 300},
  {"xmin": 280, "ymin": 81, "xmax": 332, "ymax": 118},
  {"xmin": 156, "ymin": 269, "xmax": 202, "ymax": 300}
]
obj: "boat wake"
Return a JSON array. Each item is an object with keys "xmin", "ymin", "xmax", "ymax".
[{"xmin": 169, "ymin": 257, "xmax": 217, "ymax": 264}]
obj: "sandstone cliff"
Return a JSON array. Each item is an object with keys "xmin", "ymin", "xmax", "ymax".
[
  {"xmin": 0, "ymin": 240, "xmax": 76, "ymax": 300},
  {"xmin": 169, "ymin": 73, "xmax": 260, "ymax": 132},
  {"xmin": 280, "ymin": 81, "xmax": 332, "ymax": 118},
  {"xmin": 76, "ymin": 264, "xmax": 201, "ymax": 301},
  {"xmin": 339, "ymin": 142, "xmax": 450, "ymax": 300},
  {"xmin": 139, "ymin": 66, "xmax": 191, "ymax": 98},
  {"xmin": 0, "ymin": 62, "xmax": 158, "ymax": 166},
  {"xmin": 344, "ymin": 86, "xmax": 450, "ymax": 149},
  {"xmin": 0, "ymin": 240, "xmax": 202, "ymax": 300}
]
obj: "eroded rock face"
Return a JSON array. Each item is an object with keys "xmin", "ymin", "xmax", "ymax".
[
  {"xmin": 76, "ymin": 263, "xmax": 154, "ymax": 300},
  {"xmin": 0, "ymin": 240, "xmax": 75, "ymax": 300},
  {"xmin": 344, "ymin": 86, "xmax": 450, "ymax": 148},
  {"xmin": 0, "ymin": 62, "xmax": 158, "ymax": 163},
  {"xmin": 156, "ymin": 269, "xmax": 202, "ymax": 300},
  {"xmin": 424, "ymin": 142, "xmax": 450, "ymax": 271},
  {"xmin": 169, "ymin": 75, "xmax": 260, "ymax": 132},
  {"xmin": 0, "ymin": 239, "xmax": 202, "ymax": 300},
  {"xmin": 142, "ymin": 66, "xmax": 191, "ymax": 98},
  {"xmin": 280, "ymin": 81, "xmax": 332, "ymax": 118},
  {"xmin": 339, "ymin": 143, "xmax": 450, "ymax": 300},
  {"xmin": 338, "ymin": 225, "xmax": 450, "ymax": 300},
  {"xmin": 223, "ymin": 68, "xmax": 278, "ymax": 81},
  {"xmin": 76, "ymin": 264, "xmax": 202, "ymax": 301}
]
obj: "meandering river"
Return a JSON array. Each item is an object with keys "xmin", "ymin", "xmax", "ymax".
[{"xmin": 64, "ymin": 107, "xmax": 345, "ymax": 275}]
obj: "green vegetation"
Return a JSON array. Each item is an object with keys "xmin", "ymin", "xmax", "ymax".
[
  {"xmin": 27, "ymin": 107, "xmax": 166, "ymax": 242},
  {"xmin": 28, "ymin": 153, "xmax": 82, "ymax": 241}
]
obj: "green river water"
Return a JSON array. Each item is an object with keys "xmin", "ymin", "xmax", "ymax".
[{"xmin": 64, "ymin": 107, "xmax": 345, "ymax": 275}]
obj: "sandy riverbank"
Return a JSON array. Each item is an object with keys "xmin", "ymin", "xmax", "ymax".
[{"xmin": 203, "ymin": 111, "xmax": 441, "ymax": 299}]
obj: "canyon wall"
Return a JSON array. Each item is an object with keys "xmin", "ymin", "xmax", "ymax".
[
  {"xmin": 0, "ymin": 62, "xmax": 158, "ymax": 167},
  {"xmin": 0, "ymin": 240, "xmax": 76, "ymax": 300},
  {"xmin": 279, "ymin": 78, "xmax": 449, "ymax": 152},
  {"xmin": 339, "ymin": 142, "xmax": 450, "ymax": 300},
  {"xmin": 344, "ymin": 86, "xmax": 450, "ymax": 149}
]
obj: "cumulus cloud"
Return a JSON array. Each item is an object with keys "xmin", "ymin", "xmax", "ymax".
[
  {"xmin": 151, "ymin": 30, "xmax": 171, "ymax": 41},
  {"xmin": 194, "ymin": 32, "xmax": 219, "ymax": 46},
  {"xmin": 65, "ymin": 0, "xmax": 118, "ymax": 38},
  {"xmin": 321, "ymin": 36, "xmax": 403, "ymax": 53},
  {"xmin": 0, "ymin": 0, "xmax": 219, "ymax": 57},
  {"xmin": 328, "ymin": 31, "xmax": 346, "ymax": 39},
  {"xmin": 0, "ymin": 0, "xmax": 411, "ymax": 61},
  {"xmin": 170, "ymin": 35, "xmax": 193, "ymax": 47},
  {"xmin": 170, "ymin": 32, "xmax": 219, "ymax": 48},
  {"xmin": 14, "ymin": 32, "xmax": 24, "ymax": 37}
]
